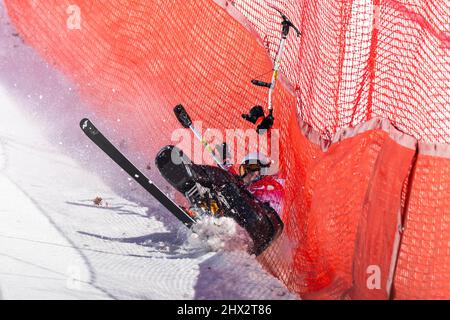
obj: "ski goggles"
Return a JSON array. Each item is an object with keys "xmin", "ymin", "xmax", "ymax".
[{"xmin": 239, "ymin": 162, "xmax": 270, "ymax": 177}]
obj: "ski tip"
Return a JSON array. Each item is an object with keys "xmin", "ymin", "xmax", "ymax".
[
  {"xmin": 80, "ymin": 118, "xmax": 90, "ymax": 129},
  {"xmin": 80, "ymin": 118, "xmax": 99, "ymax": 135}
]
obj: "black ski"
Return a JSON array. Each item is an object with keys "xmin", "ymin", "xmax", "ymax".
[{"xmin": 79, "ymin": 118, "xmax": 196, "ymax": 228}]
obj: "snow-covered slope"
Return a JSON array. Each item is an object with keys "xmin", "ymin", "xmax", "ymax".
[{"xmin": 0, "ymin": 1, "xmax": 296, "ymax": 300}]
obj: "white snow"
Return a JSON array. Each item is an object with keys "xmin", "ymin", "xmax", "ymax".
[
  {"xmin": 0, "ymin": 1, "xmax": 297, "ymax": 300},
  {"xmin": 186, "ymin": 216, "xmax": 251, "ymax": 253}
]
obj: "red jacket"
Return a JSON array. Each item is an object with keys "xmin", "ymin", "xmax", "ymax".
[
  {"xmin": 219, "ymin": 165, "xmax": 284, "ymax": 215},
  {"xmin": 247, "ymin": 175, "xmax": 284, "ymax": 215}
]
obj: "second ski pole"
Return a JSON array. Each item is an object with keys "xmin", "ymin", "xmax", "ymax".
[{"xmin": 173, "ymin": 104, "xmax": 227, "ymax": 170}]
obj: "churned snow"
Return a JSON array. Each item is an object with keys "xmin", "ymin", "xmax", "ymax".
[
  {"xmin": 0, "ymin": 1, "xmax": 296, "ymax": 300},
  {"xmin": 186, "ymin": 216, "xmax": 251, "ymax": 253}
]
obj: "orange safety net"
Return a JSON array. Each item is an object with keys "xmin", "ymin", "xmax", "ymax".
[{"xmin": 4, "ymin": 0, "xmax": 449, "ymax": 299}]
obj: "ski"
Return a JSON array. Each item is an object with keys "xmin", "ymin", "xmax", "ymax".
[{"xmin": 79, "ymin": 118, "xmax": 196, "ymax": 228}]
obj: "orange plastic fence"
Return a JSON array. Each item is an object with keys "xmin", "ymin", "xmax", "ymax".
[{"xmin": 4, "ymin": 0, "xmax": 449, "ymax": 299}]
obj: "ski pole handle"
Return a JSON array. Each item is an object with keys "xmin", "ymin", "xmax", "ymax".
[
  {"xmin": 269, "ymin": 5, "xmax": 301, "ymax": 37},
  {"xmin": 174, "ymin": 104, "xmax": 192, "ymax": 128}
]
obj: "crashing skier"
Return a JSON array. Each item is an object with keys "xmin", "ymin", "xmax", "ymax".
[
  {"xmin": 154, "ymin": 104, "xmax": 284, "ymax": 256},
  {"xmin": 80, "ymin": 106, "xmax": 284, "ymax": 257}
]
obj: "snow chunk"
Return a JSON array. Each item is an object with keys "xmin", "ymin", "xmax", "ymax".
[{"xmin": 185, "ymin": 216, "xmax": 251, "ymax": 253}]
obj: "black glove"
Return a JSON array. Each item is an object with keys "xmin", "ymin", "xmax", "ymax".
[
  {"xmin": 257, "ymin": 113, "xmax": 274, "ymax": 134},
  {"xmin": 242, "ymin": 105, "xmax": 265, "ymax": 124}
]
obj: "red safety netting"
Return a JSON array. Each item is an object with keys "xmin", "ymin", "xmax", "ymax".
[{"xmin": 4, "ymin": 0, "xmax": 450, "ymax": 299}]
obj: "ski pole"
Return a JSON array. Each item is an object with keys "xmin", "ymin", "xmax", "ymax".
[
  {"xmin": 246, "ymin": 6, "xmax": 300, "ymax": 132},
  {"xmin": 267, "ymin": 6, "xmax": 300, "ymax": 112},
  {"xmin": 173, "ymin": 104, "xmax": 228, "ymax": 170}
]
